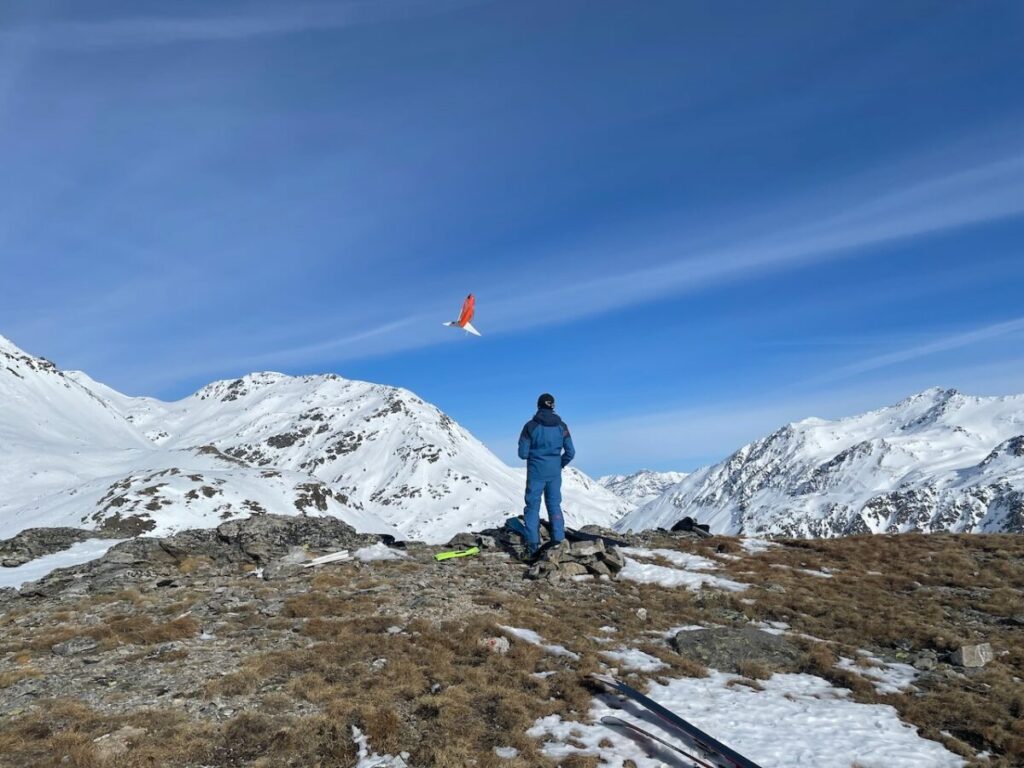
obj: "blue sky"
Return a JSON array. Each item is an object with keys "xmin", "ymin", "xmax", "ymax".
[{"xmin": 2, "ymin": 1, "xmax": 1023, "ymax": 476}]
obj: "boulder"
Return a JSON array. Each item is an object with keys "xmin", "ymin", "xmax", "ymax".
[
  {"xmin": 569, "ymin": 540, "xmax": 605, "ymax": 557},
  {"xmin": 913, "ymin": 650, "xmax": 939, "ymax": 671},
  {"xmin": 670, "ymin": 627, "xmax": 801, "ymax": 673},
  {"xmin": 950, "ymin": 643, "xmax": 994, "ymax": 668},
  {"xmin": 216, "ymin": 514, "xmax": 373, "ymax": 564},
  {"xmin": 52, "ymin": 636, "xmax": 99, "ymax": 657},
  {"xmin": 446, "ymin": 532, "xmax": 479, "ymax": 549}
]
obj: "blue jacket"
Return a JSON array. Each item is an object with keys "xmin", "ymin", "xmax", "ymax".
[{"xmin": 518, "ymin": 408, "xmax": 575, "ymax": 478}]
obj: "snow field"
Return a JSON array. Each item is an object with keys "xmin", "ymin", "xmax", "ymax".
[{"xmin": 530, "ymin": 671, "xmax": 965, "ymax": 768}]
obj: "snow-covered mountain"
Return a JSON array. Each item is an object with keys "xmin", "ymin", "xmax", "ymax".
[
  {"xmin": 617, "ymin": 388, "xmax": 1024, "ymax": 537},
  {"xmin": 598, "ymin": 470, "xmax": 689, "ymax": 507},
  {"xmin": 1, "ymin": 335, "xmax": 628, "ymax": 543}
]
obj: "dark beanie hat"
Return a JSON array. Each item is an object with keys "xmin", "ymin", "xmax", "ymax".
[{"xmin": 537, "ymin": 393, "xmax": 555, "ymax": 410}]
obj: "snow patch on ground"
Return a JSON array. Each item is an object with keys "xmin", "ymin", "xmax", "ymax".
[
  {"xmin": 0, "ymin": 539, "xmax": 125, "ymax": 590},
  {"xmin": 497, "ymin": 625, "xmax": 579, "ymax": 660},
  {"xmin": 351, "ymin": 726, "xmax": 410, "ymax": 767},
  {"xmin": 600, "ymin": 648, "xmax": 667, "ymax": 672},
  {"xmin": 837, "ymin": 653, "xmax": 919, "ymax": 694},
  {"xmin": 751, "ymin": 620, "xmax": 791, "ymax": 636},
  {"xmin": 619, "ymin": 547, "xmax": 748, "ymax": 592},
  {"xmin": 740, "ymin": 537, "xmax": 778, "ymax": 553},
  {"xmin": 529, "ymin": 671, "xmax": 965, "ymax": 768},
  {"xmin": 353, "ymin": 543, "xmax": 408, "ymax": 562}
]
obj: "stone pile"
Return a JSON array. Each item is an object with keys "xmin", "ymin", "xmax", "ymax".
[
  {"xmin": 446, "ymin": 525, "xmax": 628, "ymax": 582},
  {"xmin": 524, "ymin": 538, "xmax": 626, "ymax": 582}
]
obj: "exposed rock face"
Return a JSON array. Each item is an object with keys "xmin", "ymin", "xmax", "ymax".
[
  {"xmin": 214, "ymin": 514, "xmax": 373, "ymax": 565},
  {"xmin": 669, "ymin": 627, "xmax": 801, "ymax": 672},
  {"xmin": 17, "ymin": 514, "xmax": 377, "ymax": 598},
  {"xmin": 0, "ymin": 527, "xmax": 121, "ymax": 567}
]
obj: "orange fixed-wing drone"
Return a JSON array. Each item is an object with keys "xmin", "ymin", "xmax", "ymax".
[{"xmin": 443, "ymin": 293, "xmax": 481, "ymax": 336}]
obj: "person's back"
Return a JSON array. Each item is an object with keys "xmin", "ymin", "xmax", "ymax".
[{"xmin": 518, "ymin": 393, "xmax": 575, "ymax": 556}]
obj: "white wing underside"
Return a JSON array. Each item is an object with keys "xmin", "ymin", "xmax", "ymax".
[{"xmin": 442, "ymin": 321, "xmax": 482, "ymax": 337}]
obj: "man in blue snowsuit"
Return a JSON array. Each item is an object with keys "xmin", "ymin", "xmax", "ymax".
[{"xmin": 518, "ymin": 393, "xmax": 576, "ymax": 556}]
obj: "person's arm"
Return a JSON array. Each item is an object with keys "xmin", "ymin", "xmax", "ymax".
[
  {"xmin": 561, "ymin": 423, "xmax": 575, "ymax": 467},
  {"xmin": 518, "ymin": 422, "xmax": 533, "ymax": 460}
]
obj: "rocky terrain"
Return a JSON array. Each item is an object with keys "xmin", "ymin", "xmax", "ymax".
[
  {"xmin": 619, "ymin": 388, "xmax": 1024, "ymax": 537},
  {"xmin": 1, "ymin": 515, "xmax": 1021, "ymax": 767}
]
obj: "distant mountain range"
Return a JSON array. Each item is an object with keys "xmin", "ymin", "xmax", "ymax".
[
  {"xmin": 617, "ymin": 387, "xmax": 1024, "ymax": 536},
  {"xmin": 0, "ymin": 335, "xmax": 628, "ymax": 543},
  {"xmin": 7, "ymin": 333, "xmax": 1022, "ymax": 544},
  {"xmin": 598, "ymin": 470, "xmax": 689, "ymax": 507}
]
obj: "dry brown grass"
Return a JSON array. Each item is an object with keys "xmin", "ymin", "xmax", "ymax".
[
  {"xmin": 176, "ymin": 555, "xmax": 213, "ymax": 574},
  {"xmin": 679, "ymin": 532, "xmax": 1024, "ymax": 767},
  {"xmin": 3, "ymin": 532, "xmax": 1021, "ymax": 766},
  {"xmin": 0, "ymin": 665, "xmax": 42, "ymax": 689}
]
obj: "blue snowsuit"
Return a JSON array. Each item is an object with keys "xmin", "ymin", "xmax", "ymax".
[{"xmin": 518, "ymin": 408, "xmax": 576, "ymax": 553}]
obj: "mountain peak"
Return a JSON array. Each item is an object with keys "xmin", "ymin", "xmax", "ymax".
[
  {"xmin": 897, "ymin": 387, "xmax": 962, "ymax": 407},
  {"xmin": 0, "ymin": 333, "xmax": 38, "ymax": 358},
  {"xmin": 0, "ymin": 333, "xmax": 20, "ymax": 354}
]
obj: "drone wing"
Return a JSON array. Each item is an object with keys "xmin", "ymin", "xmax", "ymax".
[{"xmin": 457, "ymin": 294, "xmax": 475, "ymax": 327}]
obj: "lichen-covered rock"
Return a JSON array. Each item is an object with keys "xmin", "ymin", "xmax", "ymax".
[
  {"xmin": 52, "ymin": 636, "xmax": 99, "ymax": 657},
  {"xmin": 670, "ymin": 627, "xmax": 801, "ymax": 672}
]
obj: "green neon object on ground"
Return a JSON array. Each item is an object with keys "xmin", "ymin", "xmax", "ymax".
[{"xmin": 433, "ymin": 546, "xmax": 480, "ymax": 561}]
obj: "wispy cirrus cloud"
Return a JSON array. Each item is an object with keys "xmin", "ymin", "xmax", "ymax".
[
  {"xmin": 112, "ymin": 145, "xmax": 1024, "ymax": 387},
  {"xmin": 482, "ymin": 152, "xmax": 1024, "ymax": 333},
  {"xmin": 0, "ymin": 1, "xmax": 479, "ymax": 49},
  {"xmin": 811, "ymin": 316, "xmax": 1024, "ymax": 384}
]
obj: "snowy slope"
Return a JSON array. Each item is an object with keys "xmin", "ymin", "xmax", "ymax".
[
  {"xmin": 2, "ymin": 336, "xmax": 626, "ymax": 543},
  {"xmin": 73, "ymin": 370, "xmax": 629, "ymax": 541},
  {"xmin": 598, "ymin": 470, "xmax": 689, "ymax": 507},
  {"xmin": 617, "ymin": 388, "xmax": 1024, "ymax": 537},
  {"xmin": 1, "ymin": 337, "xmax": 384, "ymax": 539}
]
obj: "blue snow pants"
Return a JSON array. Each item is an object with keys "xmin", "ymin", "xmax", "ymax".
[{"xmin": 523, "ymin": 472, "xmax": 565, "ymax": 553}]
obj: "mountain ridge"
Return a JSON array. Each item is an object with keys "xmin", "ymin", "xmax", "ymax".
[{"xmin": 617, "ymin": 387, "xmax": 1024, "ymax": 537}]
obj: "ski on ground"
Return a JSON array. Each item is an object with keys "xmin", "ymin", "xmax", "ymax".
[
  {"xmin": 600, "ymin": 716, "xmax": 717, "ymax": 768},
  {"xmin": 591, "ymin": 674, "xmax": 764, "ymax": 768}
]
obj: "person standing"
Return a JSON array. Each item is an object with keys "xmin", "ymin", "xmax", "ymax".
[{"xmin": 518, "ymin": 393, "xmax": 575, "ymax": 556}]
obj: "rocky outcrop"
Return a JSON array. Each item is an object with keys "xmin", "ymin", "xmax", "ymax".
[
  {"xmin": 17, "ymin": 514, "xmax": 378, "ymax": 598},
  {"xmin": 0, "ymin": 527, "xmax": 121, "ymax": 567},
  {"xmin": 670, "ymin": 627, "xmax": 801, "ymax": 672}
]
